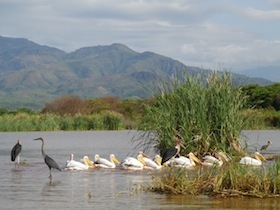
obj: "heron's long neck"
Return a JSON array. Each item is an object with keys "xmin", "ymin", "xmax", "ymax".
[{"xmin": 41, "ymin": 140, "xmax": 46, "ymax": 157}]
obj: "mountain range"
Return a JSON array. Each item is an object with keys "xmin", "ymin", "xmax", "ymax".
[
  {"xmin": 238, "ymin": 66, "xmax": 280, "ymax": 82},
  {"xmin": 0, "ymin": 36, "xmax": 274, "ymax": 110}
]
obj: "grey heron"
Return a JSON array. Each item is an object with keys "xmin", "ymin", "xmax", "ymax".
[
  {"xmin": 34, "ymin": 137, "xmax": 61, "ymax": 179},
  {"xmin": 260, "ymin": 140, "xmax": 272, "ymax": 151}
]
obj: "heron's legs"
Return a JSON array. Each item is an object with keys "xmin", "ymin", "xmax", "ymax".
[{"xmin": 49, "ymin": 169, "xmax": 52, "ymax": 179}]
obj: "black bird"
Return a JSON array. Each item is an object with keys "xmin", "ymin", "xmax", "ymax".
[
  {"xmin": 260, "ymin": 140, "xmax": 272, "ymax": 151},
  {"xmin": 11, "ymin": 140, "xmax": 22, "ymax": 166},
  {"xmin": 34, "ymin": 137, "xmax": 61, "ymax": 179},
  {"xmin": 161, "ymin": 141, "xmax": 181, "ymax": 165}
]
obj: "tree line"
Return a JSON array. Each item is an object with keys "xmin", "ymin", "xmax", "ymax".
[
  {"xmin": 1, "ymin": 82, "xmax": 280, "ymax": 131},
  {"xmin": 241, "ymin": 83, "xmax": 280, "ymax": 110}
]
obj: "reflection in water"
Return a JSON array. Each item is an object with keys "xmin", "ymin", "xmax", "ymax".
[
  {"xmin": 10, "ymin": 168, "xmax": 24, "ymax": 185},
  {"xmin": 0, "ymin": 130, "xmax": 280, "ymax": 209}
]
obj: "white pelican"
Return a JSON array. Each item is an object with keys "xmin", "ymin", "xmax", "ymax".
[
  {"xmin": 121, "ymin": 156, "xmax": 145, "ymax": 170},
  {"xmin": 171, "ymin": 152, "xmax": 202, "ymax": 168},
  {"xmin": 239, "ymin": 152, "xmax": 267, "ymax": 166},
  {"xmin": 203, "ymin": 151, "xmax": 230, "ymax": 167},
  {"xmin": 80, "ymin": 156, "xmax": 95, "ymax": 168},
  {"xmin": 217, "ymin": 151, "xmax": 231, "ymax": 162},
  {"xmin": 161, "ymin": 141, "xmax": 181, "ymax": 166},
  {"xmin": 94, "ymin": 154, "xmax": 120, "ymax": 168},
  {"xmin": 203, "ymin": 155, "xmax": 223, "ymax": 167},
  {"xmin": 65, "ymin": 154, "xmax": 89, "ymax": 170},
  {"xmin": 137, "ymin": 152, "xmax": 162, "ymax": 170},
  {"xmin": 154, "ymin": 154, "xmax": 162, "ymax": 166}
]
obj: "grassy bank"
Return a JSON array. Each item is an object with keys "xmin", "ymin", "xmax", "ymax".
[
  {"xmin": 242, "ymin": 109, "xmax": 280, "ymax": 130},
  {"xmin": 0, "ymin": 111, "xmax": 125, "ymax": 131},
  {"xmin": 148, "ymin": 160, "xmax": 280, "ymax": 198}
]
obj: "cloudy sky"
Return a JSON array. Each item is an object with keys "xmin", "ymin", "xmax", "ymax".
[{"xmin": 1, "ymin": 0, "xmax": 280, "ymax": 72}]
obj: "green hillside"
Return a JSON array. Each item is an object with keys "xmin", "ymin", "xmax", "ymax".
[{"xmin": 0, "ymin": 36, "xmax": 272, "ymax": 110}]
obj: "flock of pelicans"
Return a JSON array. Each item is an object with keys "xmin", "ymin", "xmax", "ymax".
[{"xmin": 10, "ymin": 138, "xmax": 272, "ymax": 179}]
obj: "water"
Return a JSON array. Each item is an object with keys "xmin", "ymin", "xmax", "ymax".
[{"xmin": 1, "ymin": 130, "xmax": 280, "ymax": 210}]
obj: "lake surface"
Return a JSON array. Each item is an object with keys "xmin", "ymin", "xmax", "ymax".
[{"xmin": 1, "ymin": 130, "xmax": 280, "ymax": 210}]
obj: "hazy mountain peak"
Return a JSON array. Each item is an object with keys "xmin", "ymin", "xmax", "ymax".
[{"xmin": 0, "ymin": 35, "xmax": 274, "ymax": 110}]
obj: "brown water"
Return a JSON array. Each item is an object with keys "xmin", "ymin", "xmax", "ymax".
[{"xmin": 1, "ymin": 130, "xmax": 280, "ymax": 210}]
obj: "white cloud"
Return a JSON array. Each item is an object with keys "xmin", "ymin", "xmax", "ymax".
[
  {"xmin": 243, "ymin": 7, "xmax": 280, "ymax": 20},
  {"xmin": 0, "ymin": 0, "xmax": 279, "ymax": 71}
]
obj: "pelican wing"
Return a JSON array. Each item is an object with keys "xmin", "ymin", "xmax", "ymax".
[
  {"xmin": 239, "ymin": 157, "xmax": 262, "ymax": 166},
  {"xmin": 95, "ymin": 157, "xmax": 115, "ymax": 168},
  {"xmin": 172, "ymin": 156, "xmax": 192, "ymax": 167},
  {"xmin": 121, "ymin": 157, "xmax": 144, "ymax": 170},
  {"xmin": 142, "ymin": 157, "xmax": 161, "ymax": 169},
  {"xmin": 203, "ymin": 155, "xmax": 221, "ymax": 166},
  {"xmin": 66, "ymin": 159, "xmax": 89, "ymax": 170}
]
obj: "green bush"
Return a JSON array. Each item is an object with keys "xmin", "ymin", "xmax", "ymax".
[{"xmin": 102, "ymin": 111, "xmax": 124, "ymax": 130}]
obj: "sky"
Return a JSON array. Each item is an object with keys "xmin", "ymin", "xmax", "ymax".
[{"xmin": 1, "ymin": 0, "xmax": 280, "ymax": 72}]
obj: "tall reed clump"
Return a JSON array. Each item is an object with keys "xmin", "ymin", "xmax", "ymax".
[{"xmin": 138, "ymin": 71, "xmax": 247, "ymax": 156}]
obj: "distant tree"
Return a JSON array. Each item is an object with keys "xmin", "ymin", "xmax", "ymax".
[
  {"xmin": 16, "ymin": 108, "xmax": 34, "ymax": 114},
  {"xmin": 241, "ymin": 83, "xmax": 280, "ymax": 110},
  {"xmin": 88, "ymin": 96, "xmax": 120, "ymax": 113},
  {"xmin": 42, "ymin": 96, "xmax": 90, "ymax": 116},
  {"xmin": 88, "ymin": 96, "xmax": 150, "ymax": 121},
  {"xmin": 273, "ymin": 94, "xmax": 280, "ymax": 111},
  {"xmin": 0, "ymin": 108, "xmax": 8, "ymax": 116}
]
